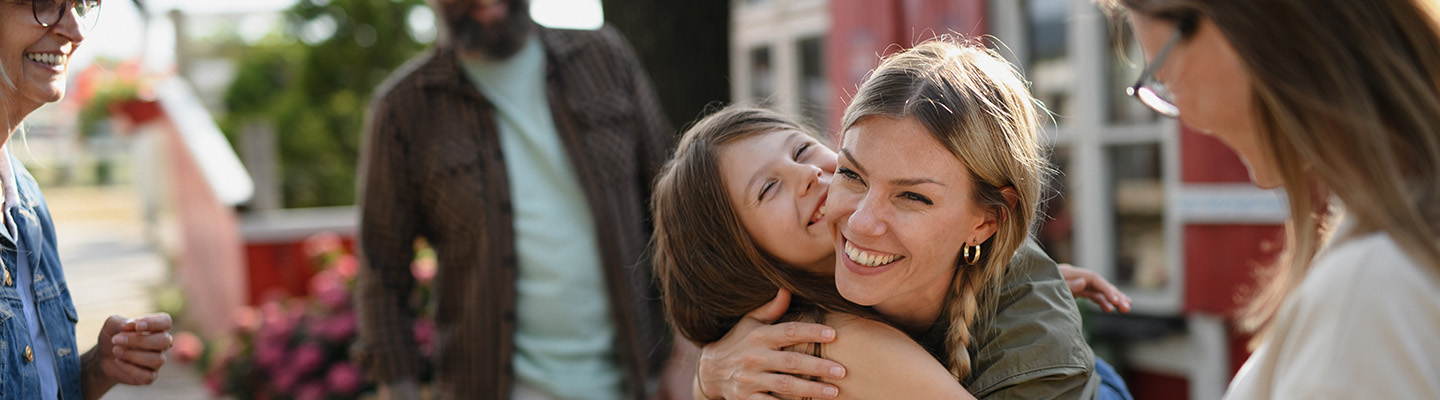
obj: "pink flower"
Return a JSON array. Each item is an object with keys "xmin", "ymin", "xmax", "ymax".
[
  {"xmin": 333, "ymin": 254, "xmax": 358, "ymax": 280},
  {"xmin": 309, "ymin": 269, "xmax": 342, "ymax": 294},
  {"xmin": 314, "ymin": 312, "xmax": 358, "ymax": 343},
  {"xmin": 171, "ymin": 331, "xmax": 204, "ymax": 364},
  {"xmin": 309, "ymin": 269, "xmax": 352, "ymax": 310},
  {"xmin": 291, "ymin": 342, "xmax": 326, "ymax": 376},
  {"xmin": 303, "ymin": 231, "xmax": 343, "ymax": 259},
  {"xmin": 413, "ymin": 319, "xmax": 435, "ymax": 356},
  {"xmin": 253, "ymin": 337, "xmax": 288, "ymax": 372},
  {"xmin": 232, "ymin": 306, "xmax": 261, "ymax": 335},
  {"xmin": 258, "ymin": 302, "xmax": 298, "ymax": 344},
  {"xmin": 411, "ymin": 257, "xmax": 437, "ymax": 284},
  {"xmin": 204, "ymin": 370, "xmax": 225, "ymax": 395},
  {"xmin": 325, "ymin": 362, "xmax": 364, "ymax": 395},
  {"xmin": 294, "ymin": 381, "xmax": 328, "ymax": 400},
  {"xmin": 271, "ymin": 364, "xmax": 302, "ymax": 393},
  {"xmin": 318, "ymin": 287, "xmax": 352, "ymax": 311},
  {"xmin": 258, "ymin": 318, "xmax": 294, "ymax": 345}
]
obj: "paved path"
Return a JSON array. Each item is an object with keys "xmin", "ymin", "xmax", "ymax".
[{"xmin": 46, "ymin": 185, "xmax": 211, "ymax": 399}]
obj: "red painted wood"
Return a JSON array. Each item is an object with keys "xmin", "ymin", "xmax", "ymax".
[
  {"xmin": 1180, "ymin": 125, "xmax": 1254, "ymax": 183},
  {"xmin": 1182, "ymin": 225, "xmax": 1285, "ymax": 314},
  {"xmin": 243, "ymin": 237, "xmax": 356, "ymax": 305},
  {"xmin": 1125, "ymin": 370, "xmax": 1190, "ymax": 400},
  {"xmin": 900, "ymin": 0, "xmax": 987, "ymax": 41},
  {"xmin": 1228, "ymin": 324, "xmax": 1256, "ymax": 379},
  {"xmin": 826, "ymin": 0, "xmax": 987, "ymax": 140},
  {"xmin": 827, "ymin": 0, "xmax": 903, "ymax": 139}
]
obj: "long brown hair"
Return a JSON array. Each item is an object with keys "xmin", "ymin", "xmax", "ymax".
[
  {"xmin": 1101, "ymin": 0, "xmax": 1440, "ymax": 345},
  {"xmin": 652, "ymin": 105, "xmax": 879, "ymax": 344},
  {"xmin": 840, "ymin": 37, "xmax": 1050, "ymax": 381}
]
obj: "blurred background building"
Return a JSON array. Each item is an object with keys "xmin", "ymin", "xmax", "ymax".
[{"xmin": 36, "ymin": 0, "xmax": 1287, "ymax": 398}]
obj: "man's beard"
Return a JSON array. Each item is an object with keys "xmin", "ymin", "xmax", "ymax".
[{"xmin": 449, "ymin": 4, "xmax": 534, "ymax": 60}]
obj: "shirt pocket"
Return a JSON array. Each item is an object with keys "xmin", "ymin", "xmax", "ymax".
[{"xmin": 43, "ymin": 284, "xmax": 80, "ymax": 360}]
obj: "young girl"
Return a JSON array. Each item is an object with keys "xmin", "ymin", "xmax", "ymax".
[{"xmin": 656, "ymin": 38, "xmax": 1129, "ymax": 399}]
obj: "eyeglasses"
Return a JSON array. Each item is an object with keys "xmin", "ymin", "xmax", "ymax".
[
  {"xmin": 1126, "ymin": 26, "xmax": 1184, "ymax": 118},
  {"xmin": 28, "ymin": 0, "xmax": 102, "ymax": 30}
]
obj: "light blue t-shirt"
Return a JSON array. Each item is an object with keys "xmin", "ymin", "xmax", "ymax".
[
  {"xmin": 1, "ymin": 148, "xmax": 59, "ymax": 400},
  {"xmin": 461, "ymin": 36, "xmax": 624, "ymax": 400}
]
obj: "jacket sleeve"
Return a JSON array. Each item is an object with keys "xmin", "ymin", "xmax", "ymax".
[
  {"xmin": 354, "ymin": 93, "xmax": 424, "ymax": 383},
  {"xmin": 968, "ymin": 241, "xmax": 1100, "ymax": 400}
]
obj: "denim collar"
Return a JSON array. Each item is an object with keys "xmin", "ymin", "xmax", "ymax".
[{"xmin": 0, "ymin": 148, "xmax": 18, "ymax": 238}]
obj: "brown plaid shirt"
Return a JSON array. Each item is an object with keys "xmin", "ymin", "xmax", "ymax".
[{"xmin": 355, "ymin": 26, "xmax": 676, "ymax": 399}]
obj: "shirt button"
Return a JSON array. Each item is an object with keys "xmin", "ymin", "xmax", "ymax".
[{"xmin": 24, "ymin": 346, "xmax": 33, "ymax": 362}]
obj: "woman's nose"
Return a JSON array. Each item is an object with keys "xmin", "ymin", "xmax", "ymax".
[
  {"xmin": 846, "ymin": 194, "xmax": 887, "ymax": 237},
  {"xmin": 52, "ymin": 5, "xmax": 87, "ymax": 44}
]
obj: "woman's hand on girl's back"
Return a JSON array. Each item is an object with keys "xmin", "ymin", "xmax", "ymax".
[{"xmin": 696, "ymin": 289, "xmax": 846, "ymax": 400}]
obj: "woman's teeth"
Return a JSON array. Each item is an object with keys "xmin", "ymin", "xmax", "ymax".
[
  {"xmin": 844, "ymin": 241, "xmax": 902, "ymax": 267},
  {"xmin": 809, "ymin": 205, "xmax": 827, "ymax": 225},
  {"xmin": 26, "ymin": 53, "xmax": 64, "ymax": 66}
]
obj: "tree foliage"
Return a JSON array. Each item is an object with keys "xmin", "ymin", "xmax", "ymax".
[{"xmin": 222, "ymin": 0, "xmax": 428, "ymax": 208}]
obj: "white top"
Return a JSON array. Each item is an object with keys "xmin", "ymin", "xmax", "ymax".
[{"xmin": 1224, "ymin": 217, "xmax": 1440, "ymax": 399}]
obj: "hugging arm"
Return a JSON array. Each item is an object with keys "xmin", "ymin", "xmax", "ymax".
[
  {"xmin": 695, "ymin": 290, "xmax": 845, "ymax": 400},
  {"xmin": 698, "ymin": 260, "xmax": 1124, "ymax": 399},
  {"xmin": 695, "ymin": 294, "xmax": 974, "ymax": 400},
  {"xmin": 814, "ymin": 314, "xmax": 975, "ymax": 400}
]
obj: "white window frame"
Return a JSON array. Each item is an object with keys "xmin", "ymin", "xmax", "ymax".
[
  {"xmin": 990, "ymin": 0, "xmax": 1184, "ymax": 314},
  {"xmin": 731, "ymin": 0, "xmax": 830, "ymax": 117}
]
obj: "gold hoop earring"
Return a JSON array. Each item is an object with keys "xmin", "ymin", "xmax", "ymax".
[{"xmin": 963, "ymin": 243, "xmax": 982, "ymax": 265}]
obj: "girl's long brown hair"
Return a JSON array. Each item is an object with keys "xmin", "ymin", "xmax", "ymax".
[{"xmin": 652, "ymin": 105, "xmax": 879, "ymax": 344}]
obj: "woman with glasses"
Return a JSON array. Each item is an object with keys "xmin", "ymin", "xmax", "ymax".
[
  {"xmin": 2, "ymin": 1, "xmax": 173, "ymax": 400},
  {"xmin": 1103, "ymin": 0, "xmax": 1440, "ymax": 398}
]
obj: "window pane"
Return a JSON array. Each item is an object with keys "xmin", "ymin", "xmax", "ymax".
[
  {"xmin": 1108, "ymin": 143, "xmax": 1166, "ymax": 290},
  {"xmin": 1107, "ymin": 21, "xmax": 1160, "ymax": 124},
  {"xmin": 1025, "ymin": 0, "xmax": 1069, "ymax": 122},
  {"xmin": 797, "ymin": 36, "xmax": 828, "ymax": 131},
  {"xmin": 749, "ymin": 46, "xmax": 775, "ymax": 104},
  {"xmin": 1038, "ymin": 146, "xmax": 1074, "ymax": 264}
]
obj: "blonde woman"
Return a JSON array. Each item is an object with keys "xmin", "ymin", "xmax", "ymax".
[
  {"xmin": 824, "ymin": 38, "xmax": 1094, "ymax": 398},
  {"xmin": 665, "ymin": 39, "xmax": 1131, "ymax": 399},
  {"xmin": 1102, "ymin": 0, "xmax": 1440, "ymax": 398}
]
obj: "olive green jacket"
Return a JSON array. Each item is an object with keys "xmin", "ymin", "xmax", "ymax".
[{"xmin": 920, "ymin": 240, "xmax": 1102, "ymax": 399}]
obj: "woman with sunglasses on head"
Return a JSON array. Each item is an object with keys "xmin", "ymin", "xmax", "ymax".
[
  {"xmin": 1102, "ymin": 0, "xmax": 1440, "ymax": 398},
  {"xmin": 2, "ymin": 1, "xmax": 174, "ymax": 399},
  {"xmin": 660, "ymin": 37, "xmax": 1134, "ymax": 400}
]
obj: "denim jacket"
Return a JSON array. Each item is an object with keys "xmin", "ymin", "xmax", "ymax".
[{"xmin": 0, "ymin": 158, "xmax": 81, "ymax": 400}]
